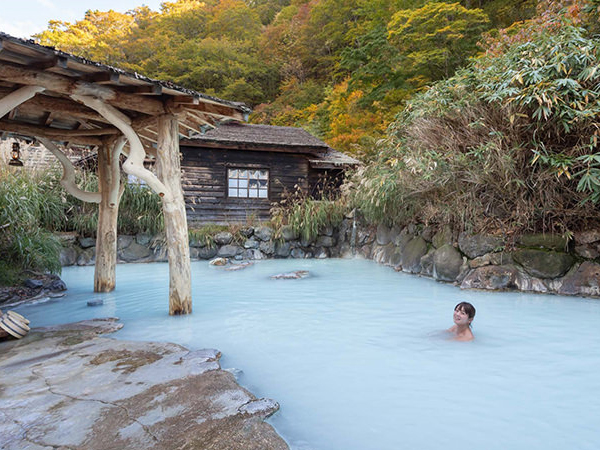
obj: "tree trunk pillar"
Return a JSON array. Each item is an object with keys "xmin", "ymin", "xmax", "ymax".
[
  {"xmin": 156, "ymin": 114, "xmax": 192, "ymax": 315},
  {"xmin": 94, "ymin": 142, "xmax": 120, "ymax": 292}
]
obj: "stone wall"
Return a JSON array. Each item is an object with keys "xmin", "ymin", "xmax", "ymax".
[{"xmin": 58, "ymin": 216, "xmax": 600, "ymax": 298}]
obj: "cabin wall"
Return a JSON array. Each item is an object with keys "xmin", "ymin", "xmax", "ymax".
[
  {"xmin": 180, "ymin": 146, "xmax": 310, "ymax": 224},
  {"xmin": 308, "ymin": 168, "xmax": 345, "ymax": 199}
]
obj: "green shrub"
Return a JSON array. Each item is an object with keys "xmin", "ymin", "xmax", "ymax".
[{"xmin": 350, "ymin": 24, "xmax": 600, "ymax": 234}]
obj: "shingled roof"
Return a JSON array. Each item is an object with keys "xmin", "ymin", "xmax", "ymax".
[{"xmin": 181, "ymin": 122, "xmax": 359, "ymax": 168}]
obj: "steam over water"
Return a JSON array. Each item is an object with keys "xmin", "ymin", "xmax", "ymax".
[{"xmin": 15, "ymin": 259, "xmax": 600, "ymax": 450}]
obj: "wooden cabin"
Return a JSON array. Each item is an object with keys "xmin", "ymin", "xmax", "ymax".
[{"xmin": 179, "ymin": 122, "xmax": 359, "ymax": 224}]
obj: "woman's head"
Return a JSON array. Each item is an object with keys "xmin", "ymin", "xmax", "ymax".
[{"xmin": 453, "ymin": 302, "xmax": 476, "ymax": 326}]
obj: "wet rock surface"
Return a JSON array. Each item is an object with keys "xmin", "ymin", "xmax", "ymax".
[{"xmin": 0, "ymin": 318, "xmax": 287, "ymax": 450}]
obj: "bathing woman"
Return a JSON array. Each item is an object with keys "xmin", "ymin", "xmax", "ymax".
[{"xmin": 447, "ymin": 302, "xmax": 475, "ymax": 341}]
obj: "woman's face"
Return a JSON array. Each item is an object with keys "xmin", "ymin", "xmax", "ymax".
[{"xmin": 453, "ymin": 307, "xmax": 472, "ymax": 327}]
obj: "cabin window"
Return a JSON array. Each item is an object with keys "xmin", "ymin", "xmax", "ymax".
[{"xmin": 228, "ymin": 168, "xmax": 269, "ymax": 198}]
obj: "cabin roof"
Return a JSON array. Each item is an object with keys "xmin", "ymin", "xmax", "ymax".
[{"xmin": 181, "ymin": 122, "xmax": 360, "ymax": 168}]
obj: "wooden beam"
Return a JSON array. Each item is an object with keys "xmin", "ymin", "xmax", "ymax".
[
  {"xmin": 0, "ymin": 63, "xmax": 165, "ymax": 115},
  {"xmin": 122, "ymin": 84, "xmax": 163, "ymax": 96},
  {"xmin": 0, "ymin": 120, "xmax": 119, "ymax": 137},
  {"xmin": 156, "ymin": 114, "xmax": 192, "ymax": 315},
  {"xmin": 170, "ymin": 99, "xmax": 246, "ymax": 122},
  {"xmin": 0, "ymin": 122, "xmax": 103, "ymax": 146},
  {"xmin": 82, "ymin": 72, "xmax": 121, "ymax": 84}
]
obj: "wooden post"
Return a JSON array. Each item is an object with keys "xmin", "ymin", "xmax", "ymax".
[
  {"xmin": 94, "ymin": 140, "xmax": 123, "ymax": 292},
  {"xmin": 156, "ymin": 114, "xmax": 192, "ymax": 315}
]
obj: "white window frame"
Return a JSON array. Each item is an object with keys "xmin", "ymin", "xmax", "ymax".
[{"xmin": 227, "ymin": 168, "xmax": 269, "ymax": 199}]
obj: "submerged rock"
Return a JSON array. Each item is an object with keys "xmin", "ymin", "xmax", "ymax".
[
  {"xmin": 209, "ymin": 257, "xmax": 229, "ymax": 266},
  {"xmin": 270, "ymin": 270, "xmax": 309, "ymax": 280},
  {"xmin": 225, "ymin": 262, "xmax": 254, "ymax": 271},
  {"xmin": 87, "ymin": 299, "xmax": 104, "ymax": 307}
]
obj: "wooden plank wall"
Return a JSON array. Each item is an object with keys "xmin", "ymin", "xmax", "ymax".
[{"xmin": 180, "ymin": 146, "xmax": 310, "ymax": 224}]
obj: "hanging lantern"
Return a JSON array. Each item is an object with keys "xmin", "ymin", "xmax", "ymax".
[{"xmin": 8, "ymin": 142, "xmax": 23, "ymax": 167}]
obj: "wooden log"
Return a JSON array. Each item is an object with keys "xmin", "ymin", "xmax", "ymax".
[
  {"xmin": 0, "ymin": 85, "xmax": 44, "ymax": 119},
  {"xmin": 0, "ymin": 63, "xmax": 165, "ymax": 116},
  {"xmin": 94, "ymin": 140, "xmax": 123, "ymax": 293},
  {"xmin": 156, "ymin": 114, "xmax": 192, "ymax": 315},
  {"xmin": 37, "ymin": 137, "xmax": 102, "ymax": 203}
]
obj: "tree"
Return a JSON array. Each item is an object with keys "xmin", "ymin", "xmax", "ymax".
[{"xmin": 388, "ymin": 2, "xmax": 490, "ymax": 83}]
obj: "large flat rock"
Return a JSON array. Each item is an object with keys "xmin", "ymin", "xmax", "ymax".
[{"xmin": 0, "ymin": 318, "xmax": 288, "ymax": 450}]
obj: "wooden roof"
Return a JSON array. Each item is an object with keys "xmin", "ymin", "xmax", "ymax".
[
  {"xmin": 181, "ymin": 122, "xmax": 360, "ymax": 168},
  {"xmin": 0, "ymin": 32, "xmax": 250, "ymax": 151}
]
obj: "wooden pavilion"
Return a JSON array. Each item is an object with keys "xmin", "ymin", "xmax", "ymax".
[{"xmin": 0, "ymin": 32, "xmax": 250, "ymax": 315}]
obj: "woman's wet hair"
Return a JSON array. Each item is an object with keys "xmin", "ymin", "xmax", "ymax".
[{"xmin": 454, "ymin": 302, "xmax": 476, "ymax": 320}]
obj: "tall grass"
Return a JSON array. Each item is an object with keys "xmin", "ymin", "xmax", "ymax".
[
  {"xmin": 0, "ymin": 167, "xmax": 64, "ymax": 284},
  {"xmin": 271, "ymin": 186, "xmax": 347, "ymax": 241}
]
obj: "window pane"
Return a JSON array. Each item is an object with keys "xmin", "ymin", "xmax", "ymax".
[
  {"xmin": 252, "ymin": 170, "xmax": 261, "ymax": 179},
  {"xmin": 228, "ymin": 188, "xmax": 238, "ymax": 197},
  {"xmin": 259, "ymin": 179, "xmax": 267, "ymax": 188},
  {"xmin": 239, "ymin": 170, "xmax": 247, "ymax": 178},
  {"xmin": 258, "ymin": 189, "xmax": 268, "ymax": 198},
  {"xmin": 249, "ymin": 188, "xmax": 259, "ymax": 198},
  {"xmin": 259, "ymin": 170, "xmax": 268, "ymax": 179},
  {"xmin": 239, "ymin": 179, "xmax": 248, "ymax": 188},
  {"xmin": 228, "ymin": 179, "xmax": 238, "ymax": 188},
  {"xmin": 229, "ymin": 169, "xmax": 238, "ymax": 178},
  {"xmin": 249, "ymin": 180, "xmax": 258, "ymax": 189},
  {"xmin": 238, "ymin": 188, "xmax": 248, "ymax": 197}
]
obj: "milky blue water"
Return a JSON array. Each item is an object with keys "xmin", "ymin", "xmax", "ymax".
[{"xmin": 13, "ymin": 259, "xmax": 600, "ymax": 450}]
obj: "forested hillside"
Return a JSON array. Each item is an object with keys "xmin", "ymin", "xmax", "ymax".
[{"xmin": 35, "ymin": 0, "xmax": 535, "ymax": 159}]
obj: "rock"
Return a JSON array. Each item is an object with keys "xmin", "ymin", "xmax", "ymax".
[
  {"xmin": 322, "ymin": 225, "xmax": 335, "ymax": 237},
  {"xmin": 77, "ymin": 248, "xmax": 95, "ymax": 266},
  {"xmin": 389, "ymin": 247, "xmax": 403, "ymax": 268},
  {"xmin": 393, "ymin": 230, "xmax": 413, "ymax": 251},
  {"xmin": 421, "ymin": 226, "xmax": 435, "ymax": 242},
  {"xmin": 217, "ymin": 245, "xmax": 243, "ymax": 258},
  {"xmin": 558, "ymin": 262, "xmax": 600, "ymax": 296},
  {"xmin": 420, "ymin": 249, "xmax": 435, "ymax": 277},
  {"xmin": 432, "ymin": 244, "xmax": 463, "ymax": 282},
  {"xmin": 259, "ymin": 240, "xmax": 275, "ymax": 255},
  {"xmin": 357, "ymin": 229, "xmax": 374, "ymax": 246},
  {"xmin": 275, "ymin": 242, "xmax": 291, "ymax": 257},
  {"xmin": 315, "ymin": 247, "xmax": 329, "ymax": 259},
  {"xmin": 46, "ymin": 279, "xmax": 67, "ymax": 291},
  {"xmin": 270, "ymin": 270, "xmax": 309, "ymax": 279},
  {"xmin": 574, "ymin": 229, "xmax": 600, "ymax": 245},
  {"xmin": 372, "ymin": 244, "xmax": 394, "ymax": 265},
  {"xmin": 135, "ymin": 233, "xmax": 152, "ymax": 246},
  {"xmin": 238, "ymin": 398, "xmax": 280, "ymax": 418},
  {"xmin": 460, "ymin": 265, "xmax": 520, "ymax": 290},
  {"xmin": 458, "ymin": 233, "xmax": 503, "ymax": 259},
  {"xmin": 214, "ymin": 232, "xmax": 233, "ymax": 245},
  {"xmin": 376, "ymin": 224, "xmax": 393, "ymax": 246},
  {"xmin": 24, "ymin": 279, "xmax": 43, "ymax": 289},
  {"xmin": 119, "ymin": 242, "xmax": 152, "ymax": 262},
  {"xmin": 575, "ymin": 244, "xmax": 599, "ymax": 259},
  {"xmin": 243, "ymin": 237, "xmax": 260, "ymax": 249},
  {"xmin": 254, "ymin": 226, "xmax": 273, "ymax": 241},
  {"xmin": 225, "ymin": 262, "xmax": 254, "ymax": 271},
  {"xmin": 197, "ymin": 246, "xmax": 218, "ymax": 260},
  {"xmin": 117, "ymin": 235, "xmax": 134, "ymax": 250},
  {"xmin": 316, "ymin": 235, "xmax": 335, "ymax": 248},
  {"xmin": 239, "ymin": 227, "xmax": 254, "ymax": 238},
  {"xmin": 469, "ymin": 252, "xmax": 513, "ymax": 269},
  {"xmin": 280, "ymin": 225, "xmax": 299, "ymax": 241},
  {"xmin": 401, "ymin": 237, "xmax": 428, "ymax": 273},
  {"xmin": 189, "ymin": 236, "xmax": 207, "ymax": 248},
  {"xmin": 79, "ymin": 236, "xmax": 96, "ymax": 248},
  {"xmin": 291, "ymin": 248, "xmax": 306, "ymax": 258},
  {"xmin": 300, "ymin": 234, "xmax": 315, "ymax": 247},
  {"xmin": 209, "ymin": 257, "xmax": 228, "ymax": 266},
  {"xmin": 55, "ymin": 232, "xmax": 78, "ymax": 245},
  {"xmin": 432, "ymin": 226, "xmax": 453, "ymax": 249},
  {"xmin": 338, "ymin": 243, "xmax": 353, "ymax": 259},
  {"xmin": 518, "ymin": 233, "xmax": 568, "ymax": 251},
  {"xmin": 243, "ymin": 249, "xmax": 265, "ymax": 260},
  {"xmin": 189, "ymin": 247, "xmax": 200, "ymax": 260},
  {"xmin": 87, "ymin": 299, "xmax": 104, "ymax": 307},
  {"xmin": 512, "ymin": 249, "xmax": 575, "ymax": 279},
  {"xmin": 60, "ymin": 246, "xmax": 79, "ymax": 266},
  {"xmin": 0, "ymin": 319, "xmax": 287, "ymax": 450}
]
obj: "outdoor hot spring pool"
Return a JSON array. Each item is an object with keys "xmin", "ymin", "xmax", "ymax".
[{"xmin": 13, "ymin": 258, "xmax": 600, "ymax": 450}]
